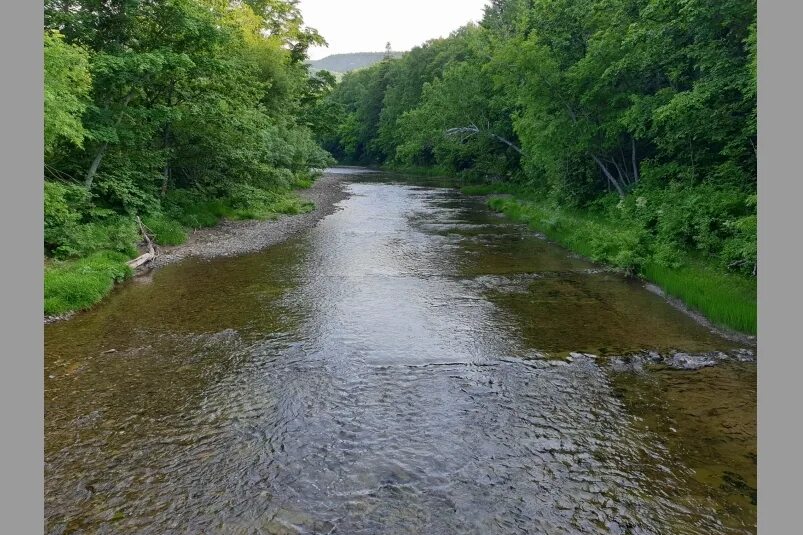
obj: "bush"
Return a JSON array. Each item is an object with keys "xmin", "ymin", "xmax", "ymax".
[
  {"xmin": 44, "ymin": 181, "xmax": 89, "ymax": 255},
  {"xmin": 52, "ymin": 216, "xmax": 139, "ymax": 260},
  {"xmin": 44, "ymin": 251, "xmax": 132, "ymax": 315},
  {"xmin": 163, "ymin": 189, "xmax": 231, "ymax": 229},
  {"xmin": 609, "ymin": 183, "xmax": 757, "ymax": 275},
  {"xmin": 142, "ymin": 215, "xmax": 187, "ymax": 246},
  {"xmin": 45, "ymin": 180, "xmax": 140, "ymax": 259},
  {"xmin": 226, "ymin": 184, "xmax": 314, "ymax": 220},
  {"xmin": 291, "ymin": 169, "xmax": 323, "ymax": 189}
]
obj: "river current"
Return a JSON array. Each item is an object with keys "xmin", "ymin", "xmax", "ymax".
[{"xmin": 45, "ymin": 169, "xmax": 756, "ymax": 534}]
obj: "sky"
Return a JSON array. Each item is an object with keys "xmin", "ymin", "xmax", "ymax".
[{"xmin": 298, "ymin": 0, "xmax": 490, "ymax": 60}]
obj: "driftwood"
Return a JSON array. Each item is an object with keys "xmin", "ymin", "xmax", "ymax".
[{"xmin": 127, "ymin": 216, "xmax": 157, "ymax": 269}]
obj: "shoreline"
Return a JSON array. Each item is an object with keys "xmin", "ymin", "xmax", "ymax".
[
  {"xmin": 150, "ymin": 170, "xmax": 351, "ymax": 269},
  {"xmin": 45, "ymin": 168, "xmax": 756, "ymax": 347},
  {"xmin": 44, "ymin": 170, "xmax": 353, "ymax": 324},
  {"xmin": 643, "ymin": 282, "xmax": 756, "ymax": 348}
]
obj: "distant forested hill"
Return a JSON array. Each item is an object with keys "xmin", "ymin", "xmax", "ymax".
[{"xmin": 308, "ymin": 52, "xmax": 404, "ymax": 74}]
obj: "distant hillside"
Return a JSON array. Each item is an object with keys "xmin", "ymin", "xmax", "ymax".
[{"xmin": 308, "ymin": 52, "xmax": 404, "ymax": 74}]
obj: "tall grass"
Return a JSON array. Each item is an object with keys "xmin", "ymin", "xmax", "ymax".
[
  {"xmin": 44, "ymin": 251, "xmax": 132, "ymax": 315},
  {"xmin": 142, "ymin": 215, "xmax": 188, "ymax": 246},
  {"xmin": 643, "ymin": 262, "xmax": 757, "ymax": 334},
  {"xmin": 482, "ymin": 194, "xmax": 757, "ymax": 335}
]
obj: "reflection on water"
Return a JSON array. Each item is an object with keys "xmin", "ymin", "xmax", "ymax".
[{"xmin": 45, "ymin": 171, "xmax": 756, "ymax": 534}]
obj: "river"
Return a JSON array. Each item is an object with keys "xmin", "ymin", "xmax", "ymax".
[{"xmin": 45, "ymin": 169, "xmax": 756, "ymax": 534}]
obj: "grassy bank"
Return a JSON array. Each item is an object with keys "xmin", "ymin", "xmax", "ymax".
[
  {"xmin": 45, "ymin": 252, "xmax": 132, "ymax": 316},
  {"xmin": 44, "ymin": 185, "xmax": 315, "ymax": 318},
  {"xmin": 471, "ymin": 188, "xmax": 756, "ymax": 335},
  {"xmin": 380, "ymin": 164, "xmax": 453, "ymax": 178}
]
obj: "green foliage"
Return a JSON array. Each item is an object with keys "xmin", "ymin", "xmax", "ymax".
[
  {"xmin": 226, "ymin": 184, "xmax": 314, "ymax": 220},
  {"xmin": 320, "ymin": 0, "xmax": 756, "ymax": 331},
  {"xmin": 44, "ymin": 181, "xmax": 89, "ymax": 253},
  {"xmin": 43, "ymin": 0, "xmax": 336, "ymax": 314},
  {"xmin": 44, "ymin": 30, "xmax": 91, "ymax": 156},
  {"xmin": 142, "ymin": 215, "xmax": 187, "ymax": 246},
  {"xmin": 55, "ymin": 218, "xmax": 139, "ymax": 259},
  {"xmin": 486, "ymin": 192, "xmax": 756, "ymax": 333},
  {"xmin": 44, "ymin": 252, "xmax": 132, "ymax": 315},
  {"xmin": 160, "ymin": 189, "xmax": 221, "ymax": 228},
  {"xmin": 45, "ymin": 181, "xmax": 139, "ymax": 259}
]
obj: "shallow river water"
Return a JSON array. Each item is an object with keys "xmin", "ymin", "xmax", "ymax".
[{"xmin": 45, "ymin": 170, "xmax": 756, "ymax": 534}]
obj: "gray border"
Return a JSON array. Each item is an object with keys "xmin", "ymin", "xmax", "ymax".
[
  {"xmin": 757, "ymin": 0, "xmax": 801, "ymax": 532},
  {"xmin": 0, "ymin": 0, "xmax": 797, "ymax": 532},
  {"xmin": 1, "ymin": 0, "xmax": 44, "ymax": 533}
]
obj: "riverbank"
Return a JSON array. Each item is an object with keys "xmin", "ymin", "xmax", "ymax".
[
  {"xmin": 374, "ymin": 165, "xmax": 756, "ymax": 337},
  {"xmin": 44, "ymin": 170, "xmax": 351, "ymax": 323},
  {"xmin": 472, "ymin": 190, "xmax": 756, "ymax": 337},
  {"xmin": 45, "ymin": 177, "xmax": 756, "ymax": 533},
  {"xmin": 150, "ymin": 171, "xmax": 350, "ymax": 268}
]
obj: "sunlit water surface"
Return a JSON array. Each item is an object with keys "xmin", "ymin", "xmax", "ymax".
[{"xmin": 45, "ymin": 170, "xmax": 756, "ymax": 534}]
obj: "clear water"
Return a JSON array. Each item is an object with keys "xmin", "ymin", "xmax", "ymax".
[{"xmin": 45, "ymin": 171, "xmax": 756, "ymax": 534}]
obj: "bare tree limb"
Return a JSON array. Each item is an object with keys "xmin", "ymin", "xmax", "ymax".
[
  {"xmin": 445, "ymin": 125, "xmax": 522, "ymax": 154},
  {"xmin": 591, "ymin": 154, "xmax": 625, "ymax": 197}
]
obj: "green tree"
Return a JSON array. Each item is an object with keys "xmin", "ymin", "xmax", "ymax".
[{"xmin": 44, "ymin": 31, "xmax": 91, "ymax": 157}]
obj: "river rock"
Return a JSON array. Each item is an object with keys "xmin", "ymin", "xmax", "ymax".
[
  {"xmin": 734, "ymin": 348, "xmax": 756, "ymax": 362},
  {"xmin": 646, "ymin": 351, "xmax": 662, "ymax": 362},
  {"xmin": 666, "ymin": 352, "xmax": 717, "ymax": 370},
  {"xmin": 609, "ymin": 356, "xmax": 645, "ymax": 373},
  {"xmin": 569, "ymin": 352, "xmax": 598, "ymax": 360}
]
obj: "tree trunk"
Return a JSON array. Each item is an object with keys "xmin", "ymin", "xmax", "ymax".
[
  {"xmin": 631, "ymin": 137, "xmax": 640, "ymax": 183},
  {"xmin": 444, "ymin": 125, "xmax": 522, "ymax": 154},
  {"xmin": 591, "ymin": 154, "xmax": 625, "ymax": 197},
  {"xmin": 84, "ymin": 143, "xmax": 108, "ymax": 188},
  {"xmin": 160, "ymin": 123, "xmax": 171, "ymax": 196},
  {"xmin": 612, "ymin": 158, "xmax": 627, "ymax": 185},
  {"xmin": 489, "ymin": 133, "xmax": 523, "ymax": 154},
  {"xmin": 84, "ymin": 92, "xmax": 134, "ymax": 190}
]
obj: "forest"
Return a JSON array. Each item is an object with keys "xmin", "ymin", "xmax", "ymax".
[
  {"xmin": 43, "ymin": 0, "xmax": 757, "ymax": 334},
  {"xmin": 44, "ymin": 0, "xmax": 336, "ymax": 316},
  {"xmin": 319, "ymin": 0, "xmax": 757, "ymax": 333}
]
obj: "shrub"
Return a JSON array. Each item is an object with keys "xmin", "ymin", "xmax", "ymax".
[
  {"xmin": 44, "ymin": 181, "xmax": 89, "ymax": 255},
  {"xmin": 226, "ymin": 184, "xmax": 314, "ymax": 219},
  {"xmin": 51, "ymin": 216, "xmax": 139, "ymax": 260},
  {"xmin": 142, "ymin": 215, "xmax": 187, "ymax": 246},
  {"xmin": 163, "ymin": 189, "xmax": 231, "ymax": 229},
  {"xmin": 45, "ymin": 180, "xmax": 140, "ymax": 259}
]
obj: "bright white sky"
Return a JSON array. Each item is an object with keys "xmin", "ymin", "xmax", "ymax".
[{"xmin": 299, "ymin": 0, "xmax": 490, "ymax": 60}]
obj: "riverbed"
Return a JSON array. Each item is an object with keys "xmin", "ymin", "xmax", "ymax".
[{"xmin": 45, "ymin": 169, "xmax": 756, "ymax": 534}]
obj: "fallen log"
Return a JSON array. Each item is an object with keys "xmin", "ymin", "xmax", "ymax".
[{"xmin": 127, "ymin": 216, "xmax": 157, "ymax": 269}]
